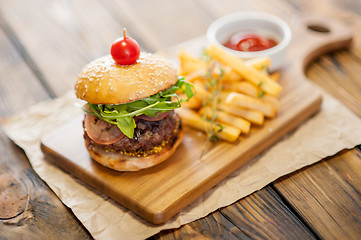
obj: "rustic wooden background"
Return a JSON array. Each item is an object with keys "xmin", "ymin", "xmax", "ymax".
[{"xmin": 0, "ymin": 0, "xmax": 361, "ymax": 239}]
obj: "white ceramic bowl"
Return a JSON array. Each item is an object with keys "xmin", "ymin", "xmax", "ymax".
[{"xmin": 207, "ymin": 12, "xmax": 292, "ymax": 71}]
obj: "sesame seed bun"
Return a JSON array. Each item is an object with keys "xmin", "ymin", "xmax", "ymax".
[{"xmin": 75, "ymin": 52, "xmax": 178, "ymax": 104}]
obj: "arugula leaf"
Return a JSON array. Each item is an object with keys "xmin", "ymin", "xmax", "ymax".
[
  {"xmin": 85, "ymin": 77, "xmax": 194, "ymax": 138},
  {"xmin": 116, "ymin": 116, "xmax": 136, "ymax": 139}
]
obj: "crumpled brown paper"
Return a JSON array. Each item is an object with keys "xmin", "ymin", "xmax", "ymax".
[{"xmin": 2, "ymin": 85, "xmax": 361, "ymax": 239}]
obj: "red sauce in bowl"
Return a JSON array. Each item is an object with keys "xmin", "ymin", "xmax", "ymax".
[{"xmin": 224, "ymin": 32, "xmax": 277, "ymax": 52}]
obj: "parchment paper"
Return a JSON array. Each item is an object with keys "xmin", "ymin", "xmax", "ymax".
[{"xmin": 2, "ymin": 85, "xmax": 361, "ymax": 239}]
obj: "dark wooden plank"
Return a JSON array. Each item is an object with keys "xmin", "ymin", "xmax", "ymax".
[
  {"xmin": 265, "ymin": 2, "xmax": 361, "ymax": 239},
  {"xmin": 276, "ymin": 5, "xmax": 361, "ymax": 237},
  {"xmin": 151, "ymin": 187, "xmax": 316, "ymax": 239},
  {"xmin": 0, "ymin": 150, "xmax": 92, "ymax": 240},
  {"xmin": 0, "ymin": 0, "xmax": 122, "ymax": 97},
  {"xmin": 0, "ymin": 0, "xmax": 217, "ymax": 97},
  {"xmin": 0, "ymin": 22, "xmax": 49, "ymax": 115},
  {"xmin": 150, "ymin": 211, "xmax": 245, "ymax": 240},
  {"xmin": 273, "ymin": 149, "xmax": 361, "ymax": 239},
  {"xmin": 333, "ymin": 0, "xmax": 361, "ymax": 15},
  {"xmin": 0, "ymin": 21, "xmax": 93, "ymax": 240},
  {"xmin": 101, "ymin": 0, "xmax": 213, "ymax": 52},
  {"xmin": 0, "ymin": 172, "xmax": 28, "ymax": 220},
  {"xmin": 219, "ymin": 187, "xmax": 316, "ymax": 239},
  {"xmin": 307, "ymin": 51, "xmax": 361, "ymax": 117},
  {"xmin": 314, "ymin": 0, "xmax": 361, "ymax": 59}
]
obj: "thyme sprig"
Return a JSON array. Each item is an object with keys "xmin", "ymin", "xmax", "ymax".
[
  {"xmin": 257, "ymin": 64, "xmax": 269, "ymax": 98},
  {"xmin": 200, "ymin": 59, "xmax": 225, "ymax": 159}
]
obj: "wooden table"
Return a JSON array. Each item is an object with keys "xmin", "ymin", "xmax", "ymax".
[{"xmin": 1, "ymin": 0, "xmax": 361, "ymax": 239}]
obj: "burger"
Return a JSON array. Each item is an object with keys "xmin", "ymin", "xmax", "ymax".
[{"xmin": 74, "ymin": 52, "xmax": 193, "ymax": 171}]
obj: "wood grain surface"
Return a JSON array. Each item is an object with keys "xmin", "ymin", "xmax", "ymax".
[
  {"xmin": 1, "ymin": 0, "xmax": 361, "ymax": 239},
  {"xmin": 274, "ymin": 149, "xmax": 361, "ymax": 239},
  {"xmin": 152, "ymin": 187, "xmax": 317, "ymax": 239}
]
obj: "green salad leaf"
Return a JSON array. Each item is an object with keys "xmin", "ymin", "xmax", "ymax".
[{"xmin": 85, "ymin": 77, "xmax": 194, "ymax": 139}]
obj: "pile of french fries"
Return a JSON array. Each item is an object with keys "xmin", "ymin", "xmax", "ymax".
[{"xmin": 177, "ymin": 44, "xmax": 282, "ymax": 142}]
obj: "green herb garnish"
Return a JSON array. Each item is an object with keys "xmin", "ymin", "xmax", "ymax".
[
  {"xmin": 199, "ymin": 62, "xmax": 224, "ymax": 159},
  {"xmin": 204, "ymin": 66, "xmax": 224, "ymax": 142},
  {"xmin": 85, "ymin": 77, "xmax": 194, "ymax": 138},
  {"xmin": 258, "ymin": 80, "xmax": 265, "ymax": 98}
]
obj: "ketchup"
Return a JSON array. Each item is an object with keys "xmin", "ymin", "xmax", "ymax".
[{"xmin": 224, "ymin": 32, "xmax": 277, "ymax": 52}]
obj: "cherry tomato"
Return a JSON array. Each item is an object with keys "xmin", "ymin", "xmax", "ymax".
[
  {"xmin": 110, "ymin": 28, "xmax": 140, "ymax": 65},
  {"xmin": 224, "ymin": 33, "xmax": 277, "ymax": 52}
]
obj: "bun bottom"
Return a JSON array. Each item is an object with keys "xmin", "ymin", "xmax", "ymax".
[{"xmin": 85, "ymin": 128, "xmax": 184, "ymax": 171}]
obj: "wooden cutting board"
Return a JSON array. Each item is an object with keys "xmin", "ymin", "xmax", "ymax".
[{"xmin": 41, "ymin": 16, "xmax": 352, "ymax": 224}]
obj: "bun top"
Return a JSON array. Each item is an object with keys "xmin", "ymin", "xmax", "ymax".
[{"xmin": 75, "ymin": 52, "xmax": 178, "ymax": 104}]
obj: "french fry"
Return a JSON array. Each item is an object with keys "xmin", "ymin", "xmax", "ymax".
[
  {"xmin": 184, "ymin": 70, "xmax": 205, "ymax": 83},
  {"xmin": 193, "ymin": 80, "xmax": 210, "ymax": 99},
  {"xmin": 182, "ymin": 94, "xmax": 203, "ymax": 109},
  {"xmin": 223, "ymin": 81, "xmax": 259, "ymax": 97},
  {"xmin": 201, "ymin": 107, "xmax": 251, "ymax": 134},
  {"xmin": 177, "ymin": 44, "xmax": 282, "ymax": 143},
  {"xmin": 245, "ymin": 56, "xmax": 271, "ymax": 70},
  {"xmin": 220, "ymin": 91, "xmax": 232, "ymax": 102},
  {"xmin": 178, "ymin": 49, "xmax": 207, "ymax": 75},
  {"xmin": 270, "ymin": 71, "xmax": 280, "ymax": 82},
  {"xmin": 181, "ymin": 80, "xmax": 209, "ymax": 109},
  {"xmin": 177, "ymin": 108, "xmax": 241, "ymax": 142},
  {"xmin": 220, "ymin": 104, "xmax": 264, "ymax": 125},
  {"xmin": 261, "ymin": 94, "xmax": 280, "ymax": 111},
  {"xmin": 206, "ymin": 45, "xmax": 282, "ymax": 97},
  {"xmin": 225, "ymin": 92, "xmax": 276, "ymax": 118},
  {"xmin": 222, "ymin": 65, "xmax": 242, "ymax": 83}
]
